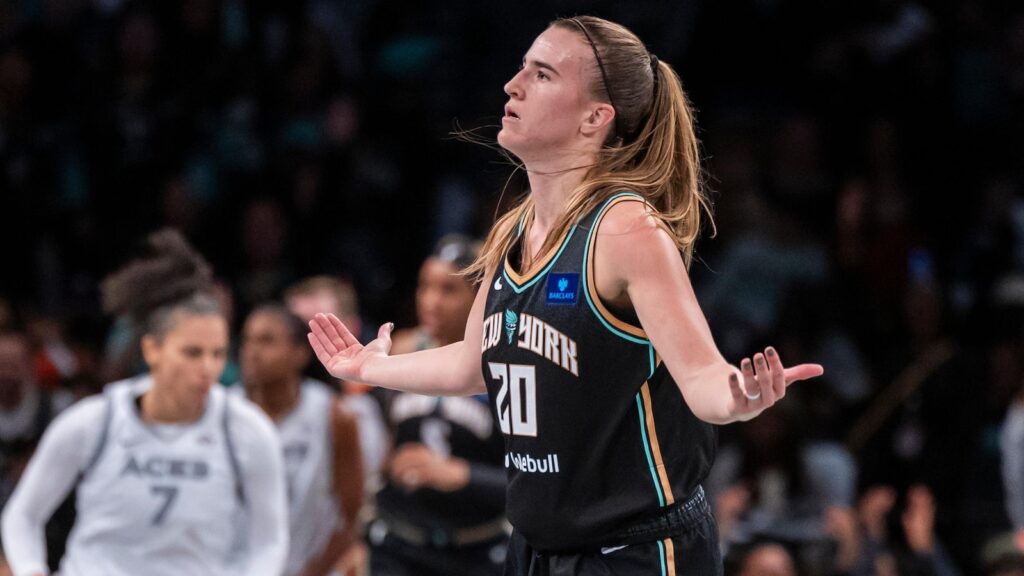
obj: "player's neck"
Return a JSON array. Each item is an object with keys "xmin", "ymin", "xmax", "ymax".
[
  {"xmin": 140, "ymin": 387, "xmax": 205, "ymax": 424},
  {"xmin": 517, "ymin": 171, "xmax": 581, "ymax": 272},
  {"xmin": 526, "ymin": 169, "xmax": 587, "ymax": 233},
  {"xmin": 250, "ymin": 377, "xmax": 302, "ymax": 421}
]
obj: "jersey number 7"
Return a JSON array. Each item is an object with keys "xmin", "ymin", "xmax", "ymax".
[{"xmin": 150, "ymin": 485, "xmax": 179, "ymax": 525}]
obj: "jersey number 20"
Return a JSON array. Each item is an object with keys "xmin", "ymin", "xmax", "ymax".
[{"xmin": 488, "ymin": 363, "xmax": 537, "ymax": 437}]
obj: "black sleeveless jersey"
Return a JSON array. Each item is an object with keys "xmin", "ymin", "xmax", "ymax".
[
  {"xmin": 481, "ymin": 192, "xmax": 717, "ymax": 551},
  {"xmin": 377, "ymin": 334, "xmax": 506, "ymax": 529}
]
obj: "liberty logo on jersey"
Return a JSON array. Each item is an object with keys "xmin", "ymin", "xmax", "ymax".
[
  {"xmin": 546, "ymin": 272, "xmax": 579, "ymax": 305},
  {"xmin": 504, "ymin": 309, "xmax": 518, "ymax": 344}
]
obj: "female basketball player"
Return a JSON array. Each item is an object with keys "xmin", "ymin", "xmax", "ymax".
[
  {"xmin": 371, "ymin": 235, "xmax": 506, "ymax": 576},
  {"xmin": 238, "ymin": 304, "xmax": 365, "ymax": 576},
  {"xmin": 1, "ymin": 230, "xmax": 288, "ymax": 576},
  {"xmin": 308, "ymin": 16, "xmax": 823, "ymax": 575}
]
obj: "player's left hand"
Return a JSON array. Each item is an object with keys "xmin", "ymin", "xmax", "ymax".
[{"xmin": 727, "ymin": 346, "xmax": 823, "ymax": 421}]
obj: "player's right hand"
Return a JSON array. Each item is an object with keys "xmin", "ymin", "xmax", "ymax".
[{"xmin": 308, "ymin": 313, "xmax": 394, "ymax": 383}]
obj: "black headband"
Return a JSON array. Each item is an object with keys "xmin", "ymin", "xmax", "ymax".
[
  {"xmin": 569, "ymin": 19, "xmax": 661, "ymax": 141},
  {"xmin": 650, "ymin": 53, "xmax": 659, "ymax": 91},
  {"xmin": 569, "ymin": 18, "xmax": 620, "ymax": 139}
]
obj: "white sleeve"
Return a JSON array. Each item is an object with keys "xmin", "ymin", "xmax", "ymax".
[
  {"xmin": 1002, "ymin": 403, "xmax": 1024, "ymax": 530},
  {"xmin": 1, "ymin": 396, "xmax": 106, "ymax": 576},
  {"xmin": 228, "ymin": 398, "xmax": 288, "ymax": 576}
]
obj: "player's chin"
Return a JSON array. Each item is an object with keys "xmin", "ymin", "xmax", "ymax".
[
  {"xmin": 496, "ymin": 129, "xmax": 520, "ymax": 154},
  {"xmin": 189, "ymin": 381, "xmax": 214, "ymax": 402}
]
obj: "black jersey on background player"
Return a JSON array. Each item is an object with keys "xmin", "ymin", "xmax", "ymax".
[
  {"xmin": 376, "ymin": 384, "xmax": 507, "ymax": 531},
  {"xmin": 370, "ymin": 386, "xmax": 508, "ymax": 576},
  {"xmin": 481, "ymin": 193, "xmax": 716, "ymax": 552}
]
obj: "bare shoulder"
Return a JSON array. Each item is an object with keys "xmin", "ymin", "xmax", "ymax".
[
  {"xmin": 597, "ymin": 199, "xmax": 679, "ymax": 264},
  {"xmin": 591, "ymin": 198, "xmax": 682, "ymax": 303}
]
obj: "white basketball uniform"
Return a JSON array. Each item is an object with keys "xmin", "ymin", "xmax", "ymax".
[
  {"xmin": 235, "ymin": 379, "xmax": 342, "ymax": 576},
  {"xmin": 61, "ymin": 377, "xmax": 247, "ymax": 576},
  {"xmin": 279, "ymin": 380, "xmax": 342, "ymax": 576}
]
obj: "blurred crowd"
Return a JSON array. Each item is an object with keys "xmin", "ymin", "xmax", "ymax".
[{"xmin": 1, "ymin": 0, "xmax": 1023, "ymax": 574}]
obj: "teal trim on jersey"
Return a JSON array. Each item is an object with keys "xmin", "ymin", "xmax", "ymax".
[
  {"xmin": 639, "ymin": 349, "xmax": 667, "ymax": 511},
  {"xmin": 657, "ymin": 539, "xmax": 668, "ymax": 576},
  {"xmin": 636, "ymin": 393, "xmax": 667, "ymax": 507},
  {"xmin": 648, "ymin": 345, "xmax": 657, "ymax": 378},
  {"xmin": 502, "ymin": 225, "xmax": 579, "ymax": 294},
  {"xmin": 581, "ymin": 192, "xmax": 650, "ymax": 345}
]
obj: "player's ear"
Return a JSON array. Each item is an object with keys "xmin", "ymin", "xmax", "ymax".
[
  {"xmin": 580, "ymin": 102, "xmax": 615, "ymax": 139},
  {"xmin": 140, "ymin": 334, "xmax": 162, "ymax": 368}
]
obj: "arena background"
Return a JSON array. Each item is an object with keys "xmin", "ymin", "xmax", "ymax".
[{"xmin": 0, "ymin": 0, "xmax": 1022, "ymax": 574}]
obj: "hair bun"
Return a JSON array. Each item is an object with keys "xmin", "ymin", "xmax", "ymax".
[{"xmin": 101, "ymin": 228, "xmax": 214, "ymax": 321}]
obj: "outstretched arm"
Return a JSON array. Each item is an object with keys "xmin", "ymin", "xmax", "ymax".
[
  {"xmin": 595, "ymin": 201, "xmax": 823, "ymax": 424},
  {"xmin": 308, "ymin": 280, "xmax": 490, "ymax": 396}
]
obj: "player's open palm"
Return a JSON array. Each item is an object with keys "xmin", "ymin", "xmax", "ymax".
[{"xmin": 308, "ymin": 313, "xmax": 394, "ymax": 382}]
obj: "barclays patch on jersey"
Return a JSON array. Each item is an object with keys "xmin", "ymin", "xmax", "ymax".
[{"xmin": 546, "ymin": 272, "xmax": 579, "ymax": 305}]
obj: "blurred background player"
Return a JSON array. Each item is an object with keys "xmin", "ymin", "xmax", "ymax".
[
  {"xmin": 1, "ymin": 229, "xmax": 288, "ymax": 576},
  {"xmin": 238, "ymin": 303, "xmax": 365, "ymax": 576},
  {"xmin": 285, "ymin": 277, "xmax": 367, "ymax": 347},
  {"xmin": 368, "ymin": 234, "xmax": 507, "ymax": 576},
  {"xmin": 285, "ymin": 276, "xmax": 389, "ymax": 495}
]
